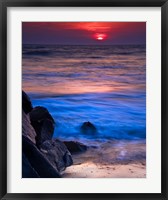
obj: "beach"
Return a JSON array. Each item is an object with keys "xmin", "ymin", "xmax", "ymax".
[{"xmin": 63, "ymin": 140, "xmax": 146, "ymax": 178}]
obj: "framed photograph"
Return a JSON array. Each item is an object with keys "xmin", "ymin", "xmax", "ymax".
[{"xmin": 0, "ymin": 0, "xmax": 168, "ymax": 199}]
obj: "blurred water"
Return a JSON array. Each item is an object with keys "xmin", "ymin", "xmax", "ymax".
[{"xmin": 22, "ymin": 44, "xmax": 146, "ymax": 141}]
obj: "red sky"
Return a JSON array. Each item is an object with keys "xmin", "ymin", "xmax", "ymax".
[{"xmin": 22, "ymin": 22, "xmax": 146, "ymax": 45}]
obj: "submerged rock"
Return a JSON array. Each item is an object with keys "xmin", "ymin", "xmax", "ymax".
[
  {"xmin": 64, "ymin": 141, "xmax": 87, "ymax": 154},
  {"xmin": 40, "ymin": 139, "xmax": 73, "ymax": 172},
  {"xmin": 22, "ymin": 135, "xmax": 61, "ymax": 178},
  {"xmin": 22, "ymin": 110, "xmax": 36, "ymax": 144},
  {"xmin": 22, "ymin": 90, "xmax": 33, "ymax": 114},
  {"xmin": 29, "ymin": 106, "xmax": 55, "ymax": 147},
  {"xmin": 80, "ymin": 121, "xmax": 97, "ymax": 134}
]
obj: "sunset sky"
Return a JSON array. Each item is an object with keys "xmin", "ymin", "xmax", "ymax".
[{"xmin": 22, "ymin": 22, "xmax": 146, "ymax": 45}]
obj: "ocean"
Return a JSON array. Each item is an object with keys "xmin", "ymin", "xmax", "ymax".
[{"xmin": 22, "ymin": 44, "xmax": 146, "ymax": 142}]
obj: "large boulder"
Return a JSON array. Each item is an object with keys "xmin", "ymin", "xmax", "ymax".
[
  {"xmin": 22, "ymin": 91, "xmax": 33, "ymax": 114},
  {"xmin": 40, "ymin": 139, "xmax": 73, "ymax": 172},
  {"xmin": 22, "ymin": 153, "xmax": 39, "ymax": 178},
  {"xmin": 64, "ymin": 141, "xmax": 87, "ymax": 154},
  {"xmin": 80, "ymin": 121, "xmax": 97, "ymax": 134},
  {"xmin": 29, "ymin": 106, "xmax": 55, "ymax": 147},
  {"xmin": 22, "ymin": 110, "xmax": 36, "ymax": 144},
  {"xmin": 22, "ymin": 135, "xmax": 61, "ymax": 178}
]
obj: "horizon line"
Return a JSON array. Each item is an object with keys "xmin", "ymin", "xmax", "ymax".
[{"xmin": 23, "ymin": 43, "xmax": 146, "ymax": 46}]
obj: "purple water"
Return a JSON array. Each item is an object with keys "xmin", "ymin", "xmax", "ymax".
[{"xmin": 22, "ymin": 44, "xmax": 146, "ymax": 141}]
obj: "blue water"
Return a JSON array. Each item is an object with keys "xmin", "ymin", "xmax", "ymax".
[{"xmin": 22, "ymin": 44, "xmax": 146, "ymax": 141}]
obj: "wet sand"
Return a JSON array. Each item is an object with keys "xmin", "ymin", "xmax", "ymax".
[{"xmin": 63, "ymin": 140, "xmax": 146, "ymax": 178}]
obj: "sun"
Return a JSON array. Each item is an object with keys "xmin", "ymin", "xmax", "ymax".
[
  {"xmin": 94, "ymin": 33, "xmax": 107, "ymax": 41},
  {"xmin": 97, "ymin": 36, "xmax": 103, "ymax": 40}
]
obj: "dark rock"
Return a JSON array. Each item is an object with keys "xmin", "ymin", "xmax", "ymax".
[
  {"xmin": 29, "ymin": 106, "xmax": 54, "ymax": 122},
  {"xmin": 22, "ymin": 153, "xmax": 40, "ymax": 178},
  {"xmin": 22, "ymin": 91, "xmax": 33, "ymax": 114},
  {"xmin": 29, "ymin": 106, "xmax": 55, "ymax": 147},
  {"xmin": 64, "ymin": 141, "xmax": 87, "ymax": 154},
  {"xmin": 80, "ymin": 121, "xmax": 97, "ymax": 134},
  {"xmin": 22, "ymin": 110, "xmax": 36, "ymax": 144},
  {"xmin": 22, "ymin": 135, "xmax": 61, "ymax": 178},
  {"xmin": 40, "ymin": 139, "xmax": 73, "ymax": 172}
]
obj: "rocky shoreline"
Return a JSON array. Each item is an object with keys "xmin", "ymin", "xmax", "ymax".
[
  {"xmin": 22, "ymin": 91, "xmax": 87, "ymax": 178},
  {"xmin": 22, "ymin": 91, "xmax": 146, "ymax": 178}
]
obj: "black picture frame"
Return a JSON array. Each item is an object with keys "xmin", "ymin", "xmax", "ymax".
[{"xmin": 0, "ymin": 0, "xmax": 168, "ymax": 199}]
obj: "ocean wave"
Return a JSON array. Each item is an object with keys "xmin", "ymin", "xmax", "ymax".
[
  {"xmin": 23, "ymin": 50, "xmax": 52, "ymax": 56},
  {"xmin": 23, "ymin": 44, "xmax": 146, "ymax": 141},
  {"xmin": 30, "ymin": 90, "xmax": 146, "ymax": 141}
]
